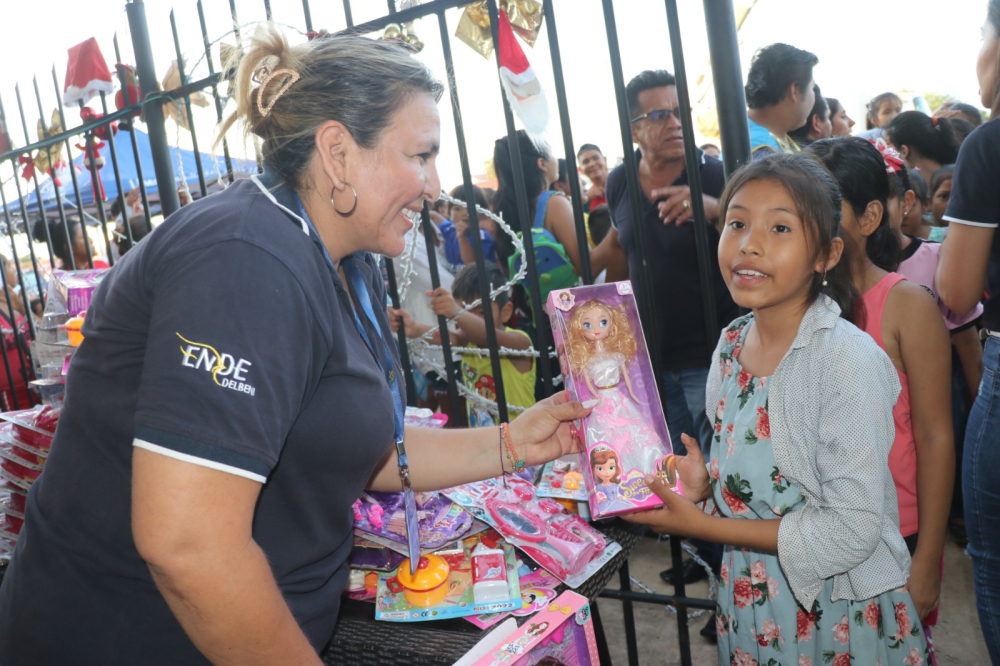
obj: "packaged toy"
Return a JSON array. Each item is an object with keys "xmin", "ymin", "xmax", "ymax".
[{"xmin": 548, "ymin": 282, "xmax": 679, "ymax": 518}]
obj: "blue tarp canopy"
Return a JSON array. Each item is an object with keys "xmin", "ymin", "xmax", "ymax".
[{"xmin": 13, "ymin": 129, "xmax": 254, "ymax": 216}]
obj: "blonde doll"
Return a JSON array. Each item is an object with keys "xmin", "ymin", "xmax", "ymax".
[{"xmin": 567, "ymin": 300, "xmax": 666, "ymax": 474}]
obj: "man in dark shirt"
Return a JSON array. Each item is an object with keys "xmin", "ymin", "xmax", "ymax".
[
  {"xmin": 577, "ymin": 143, "xmax": 609, "ymax": 211},
  {"xmin": 592, "ymin": 71, "xmax": 737, "ymax": 627}
]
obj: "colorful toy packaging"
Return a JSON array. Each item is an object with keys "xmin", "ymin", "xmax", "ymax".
[
  {"xmin": 50, "ymin": 269, "xmax": 107, "ymax": 316},
  {"xmin": 547, "ymin": 282, "xmax": 679, "ymax": 519},
  {"xmin": 471, "ymin": 590, "xmax": 600, "ymax": 666}
]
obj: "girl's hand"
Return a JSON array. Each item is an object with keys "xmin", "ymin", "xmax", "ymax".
[
  {"xmin": 508, "ymin": 391, "xmax": 596, "ymax": 467},
  {"xmin": 907, "ymin": 553, "xmax": 941, "ymax": 622},
  {"xmin": 675, "ymin": 434, "xmax": 713, "ymax": 504},
  {"xmin": 621, "ymin": 472, "xmax": 709, "ymax": 537},
  {"xmin": 387, "ymin": 307, "xmax": 418, "ymax": 338}
]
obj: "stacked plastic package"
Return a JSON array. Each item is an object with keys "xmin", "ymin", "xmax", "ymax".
[
  {"xmin": 0, "ymin": 406, "xmax": 58, "ymax": 560},
  {"xmin": 0, "ymin": 269, "xmax": 105, "ymax": 563}
]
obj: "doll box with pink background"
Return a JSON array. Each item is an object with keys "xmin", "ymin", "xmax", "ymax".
[
  {"xmin": 471, "ymin": 590, "xmax": 599, "ymax": 666},
  {"xmin": 547, "ymin": 282, "xmax": 679, "ymax": 519}
]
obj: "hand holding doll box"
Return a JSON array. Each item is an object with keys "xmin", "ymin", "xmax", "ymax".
[{"xmin": 548, "ymin": 282, "xmax": 679, "ymax": 518}]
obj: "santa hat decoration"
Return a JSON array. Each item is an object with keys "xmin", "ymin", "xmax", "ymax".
[
  {"xmin": 496, "ymin": 10, "xmax": 549, "ymax": 138},
  {"xmin": 63, "ymin": 38, "xmax": 114, "ymax": 107}
]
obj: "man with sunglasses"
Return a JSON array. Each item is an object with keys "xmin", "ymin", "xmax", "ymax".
[
  {"xmin": 591, "ymin": 70, "xmax": 737, "ymax": 641},
  {"xmin": 744, "ymin": 43, "xmax": 819, "ymax": 158}
]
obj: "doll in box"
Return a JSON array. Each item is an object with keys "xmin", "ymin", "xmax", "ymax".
[{"xmin": 567, "ymin": 300, "xmax": 665, "ymax": 476}]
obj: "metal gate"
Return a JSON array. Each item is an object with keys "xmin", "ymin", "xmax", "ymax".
[{"xmin": 0, "ymin": 1, "xmax": 756, "ymax": 663}]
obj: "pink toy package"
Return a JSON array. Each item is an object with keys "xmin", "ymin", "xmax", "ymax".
[
  {"xmin": 471, "ymin": 590, "xmax": 599, "ymax": 666},
  {"xmin": 547, "ymin": 281, "xmax": 680, "ymax": 519}
]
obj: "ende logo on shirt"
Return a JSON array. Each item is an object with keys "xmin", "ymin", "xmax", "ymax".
[{"xmin": 176, "ymin": 333, "xmax": 256, "ymax": 396}]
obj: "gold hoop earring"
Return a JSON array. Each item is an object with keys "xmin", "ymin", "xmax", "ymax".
[{"xmin": 331, "ymin": 182, "xmax": 358, "ymax": 216}]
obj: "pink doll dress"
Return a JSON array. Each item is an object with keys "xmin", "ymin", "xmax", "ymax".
[{"xmin": 584, "ymin": 352, "xmax": 666, "ymax": 475}]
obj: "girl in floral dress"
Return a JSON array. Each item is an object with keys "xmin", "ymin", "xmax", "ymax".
[{"xmin": 625, "ymin": 153, "xmax": 929, "ymax": 665}]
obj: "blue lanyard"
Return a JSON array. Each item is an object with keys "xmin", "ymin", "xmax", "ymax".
[{"xmin": 294, "ymin": 196, "xmax": 420, "ymax": 573}]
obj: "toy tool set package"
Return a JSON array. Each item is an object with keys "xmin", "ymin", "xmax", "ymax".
[{"xmin": 547, "ymin": 282, "xmax": 680, "ymax": 519}]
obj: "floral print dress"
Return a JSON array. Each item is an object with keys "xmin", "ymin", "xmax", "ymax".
[{"xmin": 711, "ymin": 318, "xmax": 929, "ymax": 666}]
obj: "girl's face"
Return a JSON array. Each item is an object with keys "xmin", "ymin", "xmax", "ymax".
[
  {"xmin": 718, "ymin": 179, "xmax": 832, "ymax": 314},
  {"xmin": 594, "ymin": 458, "xmax": 617, "ymax": 482},
  {"xmin": 831, "ymin": 107, "xmax": 855, "ymax": 137},
  {"xmin": 932, "ymin": 179, "xmax": 953, "ymax": 226},
  {"xmin": 978, "ymin": 18, "xmax": 999, "ymax": 110},
  {"xmin": 579, "ymin": 306, "xmax": 613, "ymax": 343},
  {"xmin": 874, "ymin": 98, "xmax": 902, "ymax": 128}
]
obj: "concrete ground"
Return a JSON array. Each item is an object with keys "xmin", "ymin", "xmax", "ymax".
[{"xmin": 598, "ymin": 532, "xmax": 990, "ymax": 665}]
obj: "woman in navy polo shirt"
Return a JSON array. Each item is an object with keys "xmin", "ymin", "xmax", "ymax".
[
  {"xmin": 934, "ymin": 0, "xmax": 1000, "ymax": 660},
  {"xmin": 0, "ymin": 28, "xmax": 593, "ymax": 665}
]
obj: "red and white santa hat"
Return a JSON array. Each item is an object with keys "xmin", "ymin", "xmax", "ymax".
[
  {"xmin": 63, "ymin": 38, "xmax": 114, "ymax": 107},
  {"xmin": 496, "ymin": 10, "xmax": 548, "ymax": 139}
]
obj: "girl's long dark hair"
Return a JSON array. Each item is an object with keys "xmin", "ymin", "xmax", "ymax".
[
  {"xmin": 807, "ymin": 137, "xmax": 901, "ymax": 273},
  {"xmin": 884, "ymin": 111, "xmax": 961, "ymax": 165},
  {"xmin": 492, "ymin": 130, "xmax": 550, "ymax": 271},
  {"xmin": 718, "ymin": 153, "xmax": 861, "ymax": 324}
]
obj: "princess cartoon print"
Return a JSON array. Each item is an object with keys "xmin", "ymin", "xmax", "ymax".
[
  {"xmin": 590, "ymin": 446, "xmax": 631, "ymax": 513},
  {"xmin": 567, "ymin": 300, "xmax": 666, "ymax": 475}
]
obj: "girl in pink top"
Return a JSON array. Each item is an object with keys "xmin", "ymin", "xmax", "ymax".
[{"xmin": 809, "ymin": 138, "xmax": 955, "ymax": 648}]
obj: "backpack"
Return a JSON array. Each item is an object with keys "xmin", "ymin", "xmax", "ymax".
[{"xmin": 508, "ymin": 191, "xmax": 581, "ymax": 304}]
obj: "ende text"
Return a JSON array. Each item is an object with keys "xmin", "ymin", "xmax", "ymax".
[{"xmin": 181, "ymin": 345, "xmax": 256, "ymax": 396}]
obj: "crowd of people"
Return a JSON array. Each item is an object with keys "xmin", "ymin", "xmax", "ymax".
[
  {"xmin": 385, "ymin": 3, "xmax": 1000, "ymax": 664},
  {"xmin": 0, "ymin": 3, "xmax": 997, "ymax": 665}
]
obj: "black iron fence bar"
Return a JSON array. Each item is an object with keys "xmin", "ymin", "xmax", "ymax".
[
  {"xmin": 99, "ymin": 90, "xmax": 135, "ymax": 250},
  {"xmin": 45, "ymin": 75, "xmax": 95, "ymax": 270},
  {"xmin": 15, "ymin": 85, "xmax": 61, "ymax": 271},
  {"xmin": 703, "ymin": 0, "xmax": 751, "ymax": 177},
  {"xmin": 127, "ymin": 0, "xmax": 181, "ymax": 219},
  {"xmin": 542, "ymin": 0, "xmax": 593, "ymax": 286},
  {"xmin": 263, "ymin": 0, "xmax": 272, "ymax": 21},
  {"xmin": 302, "ymin": 0, "xmax": 313, "ymax": 33},
  {"xmin": 600, "ymin": 2, "xmax": 694, "ymax": 664},
  {"xmin": 3, "ymin": 177, "xmax": 44, "ymax": 344},
  {"xmin": 198, "ymin": 0, "xmax": 237, "ymax": 186},
  {"xmin": 342, "ymin": 0, "xmax": 354, "ymax": 28},
  {"xmin": 77, "ymin": 96, "xmax": 115, "ymax": 267},
  {"xmin": 229, "ymin": 0, "xmax": 242, "ymax": 44},
  {"xmin": 113, "ymin": 34, "xmax": 154, "ymax": 230},
  {"xmin": 420, "ymin": 199, "xmax": 462, "ymax": 424},
  {"xmin": 0, "ymin": 93, "xmax": 48, "ymax": 313},
  {"xmin": 486, "ymin": 0, "xmax": 555, "ymax": 400},
  {"xmin": 0, "ymin": 188, "xmax": 37, "ymax": 408},
  {"xmin": 435, "ymin": 7, "xmax": 509, "ymax": 424},
  {"xmin": 386, "ymin": 0, "xmax": 396, "ymax": 15},
  {"xmin": 384, "ymin": 256, "xmax": 418, "ymax": 407},
  {"xmin": 618, "ymin": 561, "xmax": 641, "ymax": 665},
  {"xmin": 599, "ymin": 587, "xmax": 716, "ymax": 611},
  {"xmin": 350, "ymin": 0, "xmax": 467, "ymax": 36},
  {"xmin": 170, "ymin": 10, "xmax": 209, "ymax": 198},
  {"xmin": 669, "ymin": 531, "xmax": 694, "ymax": 666},
  {"xmin": 0, "ymin": 73, "xmax": 223, "ymax": 165},
  {"xmin": 664, "ymin": 0, "xmax": 718, "ymax": 353},
  {"xmin": 0, "ymin": 173, "xmax": 41, "ymax": 343}
]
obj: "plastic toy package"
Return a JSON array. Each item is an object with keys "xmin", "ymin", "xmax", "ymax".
[
  {"xmin": 536, "ymin": 456, "xmax": 587, "ymax": 503},
  {"xmin": 442, "ymin": 476, "xmax": 621, "ymax": 588},
  {"xmin": 374, "ymin": 540, "xmax": 523, "ymax": 622},
  {"xmin": 464, "ymin": 567, "xmax": 561, "ymax": 630},
  {"xmin": 547, "ymin": 282, "xmax": 680, "ymax": 519},
  {"xmin": 471, "ymin": 590, "xmax": 599, "ymax": 666}
]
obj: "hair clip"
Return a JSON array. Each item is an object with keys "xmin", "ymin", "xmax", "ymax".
[
  {"xmin": 870, "ymin": 138, "xmax": 905, "ymax": 175},
  {"xmin": 256, "ymin": 67, "xmax": 301, "ymax": 119}
]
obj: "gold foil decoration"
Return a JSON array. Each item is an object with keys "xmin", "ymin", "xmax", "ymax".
[
  {"xmin": 32, "ymin": 110, "xmax": 65, "ymax": 176},
  {"xmin": 455, "ymin": 0, "xmax": 543, "ymax": 59},
  {"xmin": 161, "ymin": 60, "xmax": 210, "ymax": 131}
]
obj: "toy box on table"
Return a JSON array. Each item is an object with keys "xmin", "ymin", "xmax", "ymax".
[
  {"xmin": 547, "ymin": 282, "xmax": 680, "ymax": 519},
  {"xmin": 471, "ymin": 590, "xmax": 599, "ymax": 666}
]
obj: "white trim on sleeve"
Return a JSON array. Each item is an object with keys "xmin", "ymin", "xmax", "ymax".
[
  {"xmin": 133, "ymin": 439, "xmax": 267, "ymax": 483},
  {"xmin": 943, "ymin": 215, "xmax": 999, "ymax": 229}
]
